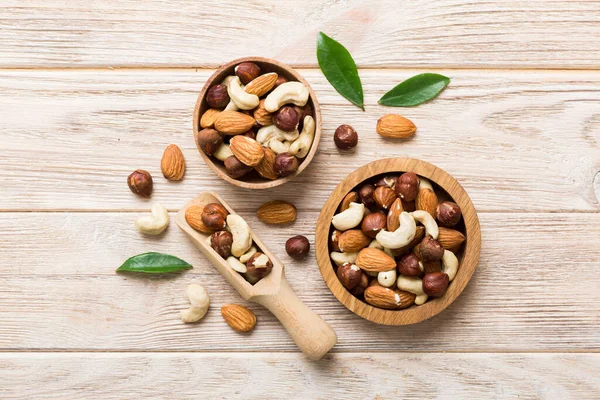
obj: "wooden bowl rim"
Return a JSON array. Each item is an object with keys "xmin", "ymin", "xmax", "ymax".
[
  {"xmin": 192, "ymin": 56, "xmax": 322, "ymax": 189},
  {"xmin": 315, "ymin": 158, "xmax": 481, "ymax": 325}
]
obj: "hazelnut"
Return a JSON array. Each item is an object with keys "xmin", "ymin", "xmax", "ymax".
[
  {"xmin": 201, "ymin": 203, "xmax": 228, "ymax": 230},
  {"xmin": 246, "ymin": 252, "xmax": 273, "ymax": 279},
  {"xmin": 127, "ymin": 169, "xmax": 153, "ymax": 197},
  {"xmin": 235, "ymin": 62, "xmax": 261, "ymax": 85},
  {"xmin": 337, "ymin": 262, "xmax": 362, "ymax": 290},
  {"xmin": 416, "ymin": 236, "xmax": 444, "ymax": 262},
  {"xmin": 395, "ymin": 172, "xmax": 420, "ymax": 202},
  {"xmin": 224, "ymin": 155, "xmax": 252, "ymax": 179},
  {"xmin": 210, "ymin": 230, "xmax": 233, "ymax": 258},
  {"xmin": 422, "ymin": 272, "xmax": 449, "ymax": 297},
  {"xmin": 294, "ymin": 104, "xmax": 313, "ymax": 131},
  {"xmin": 334, "ymin": 124, "xmax": 358, "ymax": 150},
  {"xmin": 437, "ymin": 201, "xmax": 462, "ymax": 227},
  {"xmin": 373, "ymin": 186, "xmax": 397, "ymax": 209},
  {"xmin": 206, "ymin": 84, "xmax": 230, "ymax": 109},
  {"xmin": 375, "ymin": 175, "xmax": 397, "ymax": 189},
  {"xmin": 397, "ymin": 253, "xmax": 423, "ymax": 277},
  {"xmin": 361, "ymin": 212, "xmax": 387, "ymax": 238},
  {"xmin": 273, "ymin": 75, "xmax": 289, "ymax": 88},
  {"xmin": 330, "ymin": 230, "xmax": 341, "ymax": 252},
  {"xmin": 357, "ymin": 184, "xmax": 376, "ymax": 208},
  {"xmin": 285, "ymin": 235, "xmax": 310, "ymax": 259},
  {"xmin": 274, "ymin": 152, "xmax": 299, "ymax": 177},
  {"xmin": 350, "ymin": 272, "xmax": 370, "ymax": 297},
  {"xmin": 274, "ymin": 106, "xmax": 299, "ymax": 132},
  {"xmin": 197, "ymin": 128, "xmax": 223, "ymax": 155}
]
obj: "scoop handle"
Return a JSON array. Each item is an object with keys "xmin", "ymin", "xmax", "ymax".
[{"xmin": 253, "ymin": 273, "xmax": 337, "ymax": 360}]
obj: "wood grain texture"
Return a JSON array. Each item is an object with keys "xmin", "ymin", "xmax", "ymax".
[
  {"xmin": 315, "ymin": 158, "xmax": 481, "ymax": 325},
  {"xmin": 1, "ymin": 69, "xmax": 599, "ymax": 211},
  {"xmin": 1, "ymin": 353, "xmax": 599, "ymax": 399},
  {"xmin": 1, "ymin": 1, "xmax": 600, "ymax": 68},
  {"xmin": 175, "ymin": 192, "xmax": 337, "ymax": 359},
  {"xmin": 0, "ymin": 212, "xmax": 598, "ymax": 351}
]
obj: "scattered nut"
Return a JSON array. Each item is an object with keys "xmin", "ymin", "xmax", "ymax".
[
  {"xmin": 437, "ymin": 201, "xmax": 462, "ymax": 227},
  {"xmin": 337, "ymin": 262, "xmax": 362, "ymax": 290},
  {"xmin": 286, "ymin": 235, "xmax": 310, "ymax": 259},
  {"xmin": 180, "ymin": 284, "xmax": 210, "ymax": 323},
  {"xmin": 161, "ymin": 144, "xmax": 185, "ymax": 181},
  {"xmin": 246, "ymin": 252, "xmax": 273, "ymax": 279},
  {"xmin": 273, "ymin": 152, "xmax": 298, "ymax": 177},
  {"xmin": 395, "ymin": 172, "xmax": 420, "ymax": 202},
  {"xmin": 376, "ymin": 114, "xmax": 417, "ymax": 139},
  {"xmin": 210, "ymin": 230, "xmax": 233, "ymax": 258},
  {"xmin": 197, "ymin": 128, "xmax": 224, "ymax": 156},
  {"xmin": 274, "ymin": 106, "xmax": 299, "ymax": 132},
  {"xmin": 207, "ymin": 84, "xmax": 230, "ymax": 108},
  {"xmin": 257, "ymin": 200, "xmax": 297, "ymax": 225},
  {"xmin": 135, "ymin": 203, "xmax": 169, "ymax": 235},
  {"xmin": 127, "ymin": 169, "xmax": 153, "ymax": 198},
  {"xmin": 334, "ymin": 124, "xmax": 358, "ymax": 150},
  {"xmin": 201, "ymin": 203, "xmax": 229, "ymax": 231},
  {"xmin": 235, "ymin": 62, "xmax": 261, "ymax": 85},
  {"xmin": 221, "ymin": 303, "xmax": 257, "ymax": 332}
]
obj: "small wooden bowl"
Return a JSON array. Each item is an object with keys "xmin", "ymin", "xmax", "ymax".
[
  {"xmin": 193, "ymin": 57, "xmax": 322, "ymax": 189},
  {"xmin": 315, "ymin": 158, "xmax": 481, "ymax": 325}
]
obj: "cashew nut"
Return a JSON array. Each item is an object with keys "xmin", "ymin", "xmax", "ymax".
[
  {"xmin": 368, "ymin": 239, "xmax": 395, "ymax": 257},
  {"xmin": 411, "ymin": 210, "xmax": 439, "ymax": 239},
  {"xmin": 180, "ymin": 284, "xmax": 210, "ymax": 323},
  {"xmin": 224, "ymin": 101, "xmax": 238, "ymax": 111},
  {"xmin": 332, "ymin": 202, "xmax": 365, "ymax": 231},
  {"xmin": 375, "ymin": 211, "xmax": 416, "ymax": 249},
  {"xmin": 330, "ymin": 251, "xmax": 358, "ymax": 266},
  {"xmin": 396, "ymin": 275, "xmax": 428, "ymax": 305},
  {"xmin": 213, "ymin": 143, "xmax": 233, "ymax": 161},
  {"xmin": 267, "ymin": 138, "xmax": 293, "ymax": 154},
  {"xmin": 223, "ymin": 75, "xmax": 259, "ymax": 110},
  {"xmin": 378, "ymin": 269, "xmax": 397, "ymax": 287},
  {"xmin": 441, "ymin": 249, "xmax": 459, "ymax": 281},
  {"xmin": 135, "ymin": 203, "xmax": 169, "ymax": 235},
  {"xmin": 419, "ymin": 177, "xmax": 433, "ymax": 190},
  {"xmin": 257, "ymin": 124, "xmax": 300, "ymax": 144},
  {"xmin": 415, "ymin": 294, "xmax": 428, "ymax": 305},
  {"xmin": 238, "ymin": 246, "xmax": 257, "ymax": 263},
  {"xmin": 264, "ymin": 81, "xmax": 309, "ymax": 112},
  {"xmin": 226, "ymin": 214, "xmax": 253, "ymax": 257},
  {"xmin": 289, "ymin": 116, "xmax": 315, "ymax": 159},
  {"xmin": 226, "ymin": 256, "xmax": 247, "ymax": 274}
]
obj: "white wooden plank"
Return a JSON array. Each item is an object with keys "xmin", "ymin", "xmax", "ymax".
[
  {"xmin": 1, "ymin": 69, "xmax": 599, "ymax": 211},
  {"xmin": 0, "ymin": 353, "xmax": 598, "ymax": 399},
  {"xmin": 0, "ymin": 212, "xmax": 598, "ymax": 351},
  {"xmin": 1, "ymin": 1, "xmax": 599, "ymax": 68}
]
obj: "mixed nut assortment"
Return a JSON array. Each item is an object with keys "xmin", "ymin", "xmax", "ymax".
[
  {"xmin": 329, "ymin": 172, "xmax": 465, "ymax": 310},
  {"xmin": 197, "ymin": 61, "xmax": 316, "ymax": 181},
  {"xmin": 184, "ymin": 202, "xmax": 274, "ymax": 284}
]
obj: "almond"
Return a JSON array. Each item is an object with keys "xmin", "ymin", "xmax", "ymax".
[
  {"xmin": 364, "ymin": 286, "xmax": 416, "ymax": 310},
  {"xmin": 376, "ymin": 114, "xmax": 417, "ymax": 139},
  {"xmin": 257, "ymin": 200, "xmax": 296, "ymax": 224},
  {"xmin": 356, "ymin": 248, "xmax": 396, "ymax": 272},
  {"xmin": 438, "ymin": 227, "xmax": 466, "ymax": 252},
  {"xmin": 339, "ymin": 191, "xmax": 359, "ymax": 212},
  {"xmin": 387, "ymin": 198, "xmax": 404, "ymax": 231},
  {"xmin": 245, "ymin": 72, "xmax": 278, "ymax": 97},
  {"xmin": 253, "ymin": 99, "xmax": 273, "ymax": 126},
  {"xmin": 338, "ymin": 229, "xmax": 371, "ymax": 253},
  {"xmin": 214, "ymin": 110, "xmax": 256, "ymax": 134},
  {"xmin": 200, "ymin": 108, "xmax": 221, "ymax": 129},
  {"xmin": 185, "ymin": 205, "xmax": 214, "ymax": 234},
  {"xmin": 229, "ymin": 135, "xmax": 265, "ymax": 167},
  {"xmin": 416, "ymin": 188, "xmax": 438, "ymax": 217},
  {"xmin": 390, "ymin": 226, "xmax": 425, "ymax": 256},
  {"xmin": 221, "ymin": 304, "xmax": 257, "ymax": 333},
  {"xmin": 161, "ymin": 144, "xmax": 185, "ymax": 181},
  {"xmin": 255, "ymin": 146, "xmax": 278, "ymax": 180}
]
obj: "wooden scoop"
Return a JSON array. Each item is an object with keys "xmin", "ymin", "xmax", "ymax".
[{"xmin": 176, "ymin": 191, "xmax": 337, "ymax": 360}]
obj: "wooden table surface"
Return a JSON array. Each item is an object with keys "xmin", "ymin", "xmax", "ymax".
[{"xmin": 1, "ymin": 1, "xmax": 599, "ymax": 398}]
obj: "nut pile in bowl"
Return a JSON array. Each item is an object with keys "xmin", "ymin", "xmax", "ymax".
[
  {"xmin": 184, "ymin": 202, "xmax": 273, "ymax": 284},
  {"xmin": 329, "ymin": 172, "xmax": 465, "ymax": 309},
  {"xmin": 197, "ymin": 61, "xmax": 316, "ymax": 182}
]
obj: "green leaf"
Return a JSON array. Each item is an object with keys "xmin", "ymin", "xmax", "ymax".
[
  {"xmin": 116, "ymin": 252, "xmax": 192, "ymax": 274},
  {"xmin": 379, "ymin": 73, "xmax": 450, "ymax": 107},
  {"xmin": 316, "ymin": 32, "xmax": 364, "ymax": 110}
]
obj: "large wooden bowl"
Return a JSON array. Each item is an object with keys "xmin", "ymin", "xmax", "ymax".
[
  {"xmin": 193, "ymin": 57, "xmax": 322, "ymax": 189},
  {"xmin": 315, "ymin": 158, "xmax": 481, "ymax": 325}
]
